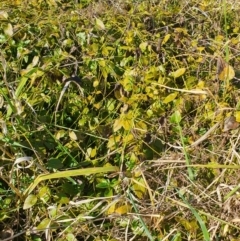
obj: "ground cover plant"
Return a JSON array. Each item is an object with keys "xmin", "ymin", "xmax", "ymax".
[{"xmin": 1, "ymin": 0, "xmax": 240, "ymax": 240}]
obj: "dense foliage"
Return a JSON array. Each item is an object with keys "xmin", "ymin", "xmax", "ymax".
[{"xmin": 1, "ymin": 0, "xmax": 240, "ymax": 240}]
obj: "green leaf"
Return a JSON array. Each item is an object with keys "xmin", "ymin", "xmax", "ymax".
[
  {"xmin": 170, "ymin": 110, "xmax": 182, "ymax": 124},
  {"xmin": 15, "ymin": 76, "xmax": 28, "ymax": 98},
  {"xmin": 218, "ymin": 65, "xmax": 235, "ymax": 81},
  {"xmin": 47, "ymin": 158, "xmax": 63, "ymax": 169},
  {"xmin": 37, "ymin": 218, "xmax": 51, "ymax": 230},
  {"xmin": 38, "ymin": 186, "xmax": 51, "ymax": 202}
]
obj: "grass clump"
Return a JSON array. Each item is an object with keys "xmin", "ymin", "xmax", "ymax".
[{"xmin": 1, "ymin": 0, "xmax": 240, "ymax": 240}]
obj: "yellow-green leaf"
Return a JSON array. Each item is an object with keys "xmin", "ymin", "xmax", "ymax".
[
  {"xmin": 115, "ymin": 204, "xmax": 131, "ymax": 215},
  {"xmin": 106, "ymin": 202, "xmax": 116, "ymax": 215},
  {"xmin": 122, "ymin": 119, "xmax": 132, "ymax": 130},
  {"xmin": 139, "ymin": 42, "xmax": 148, "ymax": 52},
  {"xmin": 56, "ymin": 129, "xmax": 66, "ymax": 140},
  {"xmin": 132, "ymin": 178, "xmax": 146, "ymax": 199},
  {"xmin": 69, "ymin": 131, "xmax": 78, "ymax": 140},
  {"xmin": 113, "ymin": 119, "xmax": 122, "ymax": 132},
  {"xmin": 135, "ymin": 121, "xmax": 147, "ymax": 131},
  {"xmin": 162, "ymin": 34, "xmax": 171, "ymax": 45},
  {"xmin": 23, "ymin": 194, "xmax": 38, "ymax": 209},
  {"xmin": 4, "ymin": 23, "xmax": 13, "ymax": 37},
  {"xmin": 0, "ymin": 11, "xmax": 8, "ymax": 19},
  {"xmin": 93, "ymin": 80, "xmax": 99, "ymax": 87},
  {"xmin": 170, "ymin": 68, "xmax": 186, "ymax": 78},
  {"xmin": 235, "ymin": 111, "xmax": 240, "ymax": 122},
  {"xmin": 87, "ymin": 147, "xmax": 97, "ymax": 158},
  {"xmin": 175, "ymin": 217, "xmax": 198, "ymax": 233},
  {"xmin": 38, "ymin": 186, "xmax": 51, "ymax": 202},
  {"xmin": 163, "ymin": 92, "xmax": 178, "ymax": 104},
  {"xmin": 107, "ymin": 135, "xmax": 121, "ymax": 150},
  {"xmin": 95, "ymin": 18, "xmax": 105, "ymax": 30},
  {"xmin": 15, "ymin": 76, "xmax": 28, "ymax": 98},
  {"xmin": 66, "ymin": 233, "xmax": 77, "ymax": 241},
  {"xmin": 37, "ymin": 218, "xmax": 51, "ymax": 230}
]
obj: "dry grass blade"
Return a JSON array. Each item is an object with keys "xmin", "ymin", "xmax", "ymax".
[{"xmin": 152, "ymin": 83, "xmax": 209, "ymax": 95}]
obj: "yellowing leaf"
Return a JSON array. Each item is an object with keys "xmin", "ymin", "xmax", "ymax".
[
  {"xmin": 56, "ymin": 130, "xmax": 66, "ymax": 140},
  {"xmin": 175, "ymin": 217, "xmax": 198, "ymax": 233},
  {"xmin": 32, "ymin": 56, "xmax": 39, "ymax": 67},
  {"xmin": 215, "ymin": 35, "xmax": 224, "ymax": 42},
  {"xmin": 4, "ymin": 23, "xmax": 13, "ymax": 37},
  {"xmin": 107, "ymin": 135, "xmax": 121, "ymax": 150},
  {"xmin": 23, "ymin": 194, "xmax": 38, "ymax": 209},
  {"xmin": 47, "ymin": 0, "xmax": 57, "ymax": 6},
  {"xmin": 197, "ymin": 80, "xmax": 205, "ymax": 88},
  {"xmin": 218, "ymin": 65, "xmax": 235, "ymax": 81},
  {"xmin": 0, "ymin": 11, "xmax": 8, "ymax": 19},
  {"xmin": 93, "ymin": 102, "xmax": 101, "ymax": 109},
  {"xmin": 170, "ymin": 68, "xmax": 186, "ymax": 78},
  {"xmin": 90, "ymin": 147, "xmax": 97, "ymax": 158},
  {"xmin": 98, "ymin": 59, "xmax": 106, "ymax": 67},
  {"xmin": 115, "ymin": 204, "xmax": 131, "ymax": 215},
  {"xmin": 113, "ymin": 118, "xmax": 122, "ymax": 132},
  {"xmin": 162, "ymin": 34, "xmax": 171, "ymax": 45},
  {"xmin": 106, "ymin": 202, "xmax": 116, "ymax": 215},
  {"xmin": 69, "ymin": 131, "xmax": 77, "ymax": 140},
  {"xmin": 95, "ymin": 18, "xmax": 105, "ymax": 30},
  {"xmin": 163, "ymin": 92, "xmax": 178, "ymax": 104},
  {"xmin": 122, "ymin": 119, "xmax": 132, "ymax": 130},
  {"xmin": 135, "ymin": 121, "xmax": 147, "ymax": 131},
  {"xmin": 132, "ymin": 178, "xmax": 146, "ymax": 199},
  {"xmin": 174, "ymin": 28, "xmax": 188, "ymax": 34},
  {"xmin": 235, "ymin": 111, "xmax": 240, "ymax": 122},
  {"xmin": 102, "ymin": 46, "xmax": 109, "ymax": 56},
  {"xmin": 93, "ymin": 80, "xmax": 99, "ymax": 87},
  {"xmin": 196, "ymin": 57, "xmax": 203, "ymax": 63},
  {"xmin": 139, "ymin": 42, "xmax": 148, "ymax": 52},
  {"xmin": 197, "ymin": 46, "xmax": 205, "ymax": 52}
]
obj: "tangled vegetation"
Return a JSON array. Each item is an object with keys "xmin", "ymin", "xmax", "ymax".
[{"xmin": 1, "ymin": 0, "xmax": 240, "ymax": 240}]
